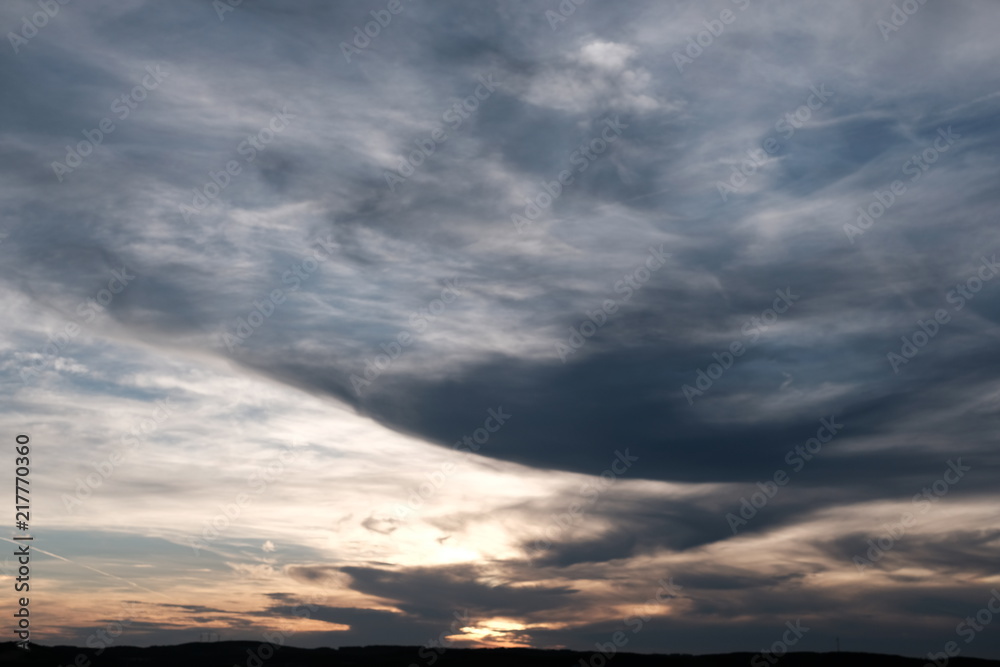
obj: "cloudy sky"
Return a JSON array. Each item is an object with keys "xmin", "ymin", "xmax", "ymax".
[{"xmin": 2, "ymin": 0, "xmax": 1000, "ymax": 659}]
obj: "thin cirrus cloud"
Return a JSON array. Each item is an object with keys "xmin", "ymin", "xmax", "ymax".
[{"xmin": 1, "ymin": 0, "xmax": 999, "ymax": 658}]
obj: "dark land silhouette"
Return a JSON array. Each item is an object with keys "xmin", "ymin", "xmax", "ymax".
[{"xmin": 1, "ymin": 643, "xmax": 999, "ymax": 667}]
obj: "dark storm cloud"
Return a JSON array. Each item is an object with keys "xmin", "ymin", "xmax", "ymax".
[
  {"xmin": 337, "ymin": 564, "xmax": 579, "ymax": 619},
  {"xmin": 273, "ymin": 563, "xmax": 581, "ymax": 645},
  {"xmin": 5, "ymin": 0, "xmax": 994, "ymax": 482},
  {"xmin": 152, "ymin": 603, "xmax": 231, "ymax": 614},
  {"xmin": 262, "ymin": 603, "xmax": 434, "ymax": 636},
  {"xmin": 822, "ymin": 530, "xmax": 1000, "ymax": 579}
]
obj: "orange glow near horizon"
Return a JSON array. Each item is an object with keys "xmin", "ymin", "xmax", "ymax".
[{"xmin": 449, "ymin": 618, "xmax": 534, "ymax": 647}]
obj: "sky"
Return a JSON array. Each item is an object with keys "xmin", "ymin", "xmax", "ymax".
[{"xmin": 2, "ymin": 0, "xmax": 1000, "ymax": 660}]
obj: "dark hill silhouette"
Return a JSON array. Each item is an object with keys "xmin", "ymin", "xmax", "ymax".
[{"xmin": 1, "ymin": 643, "xmax": 998, "ymax": 667}]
